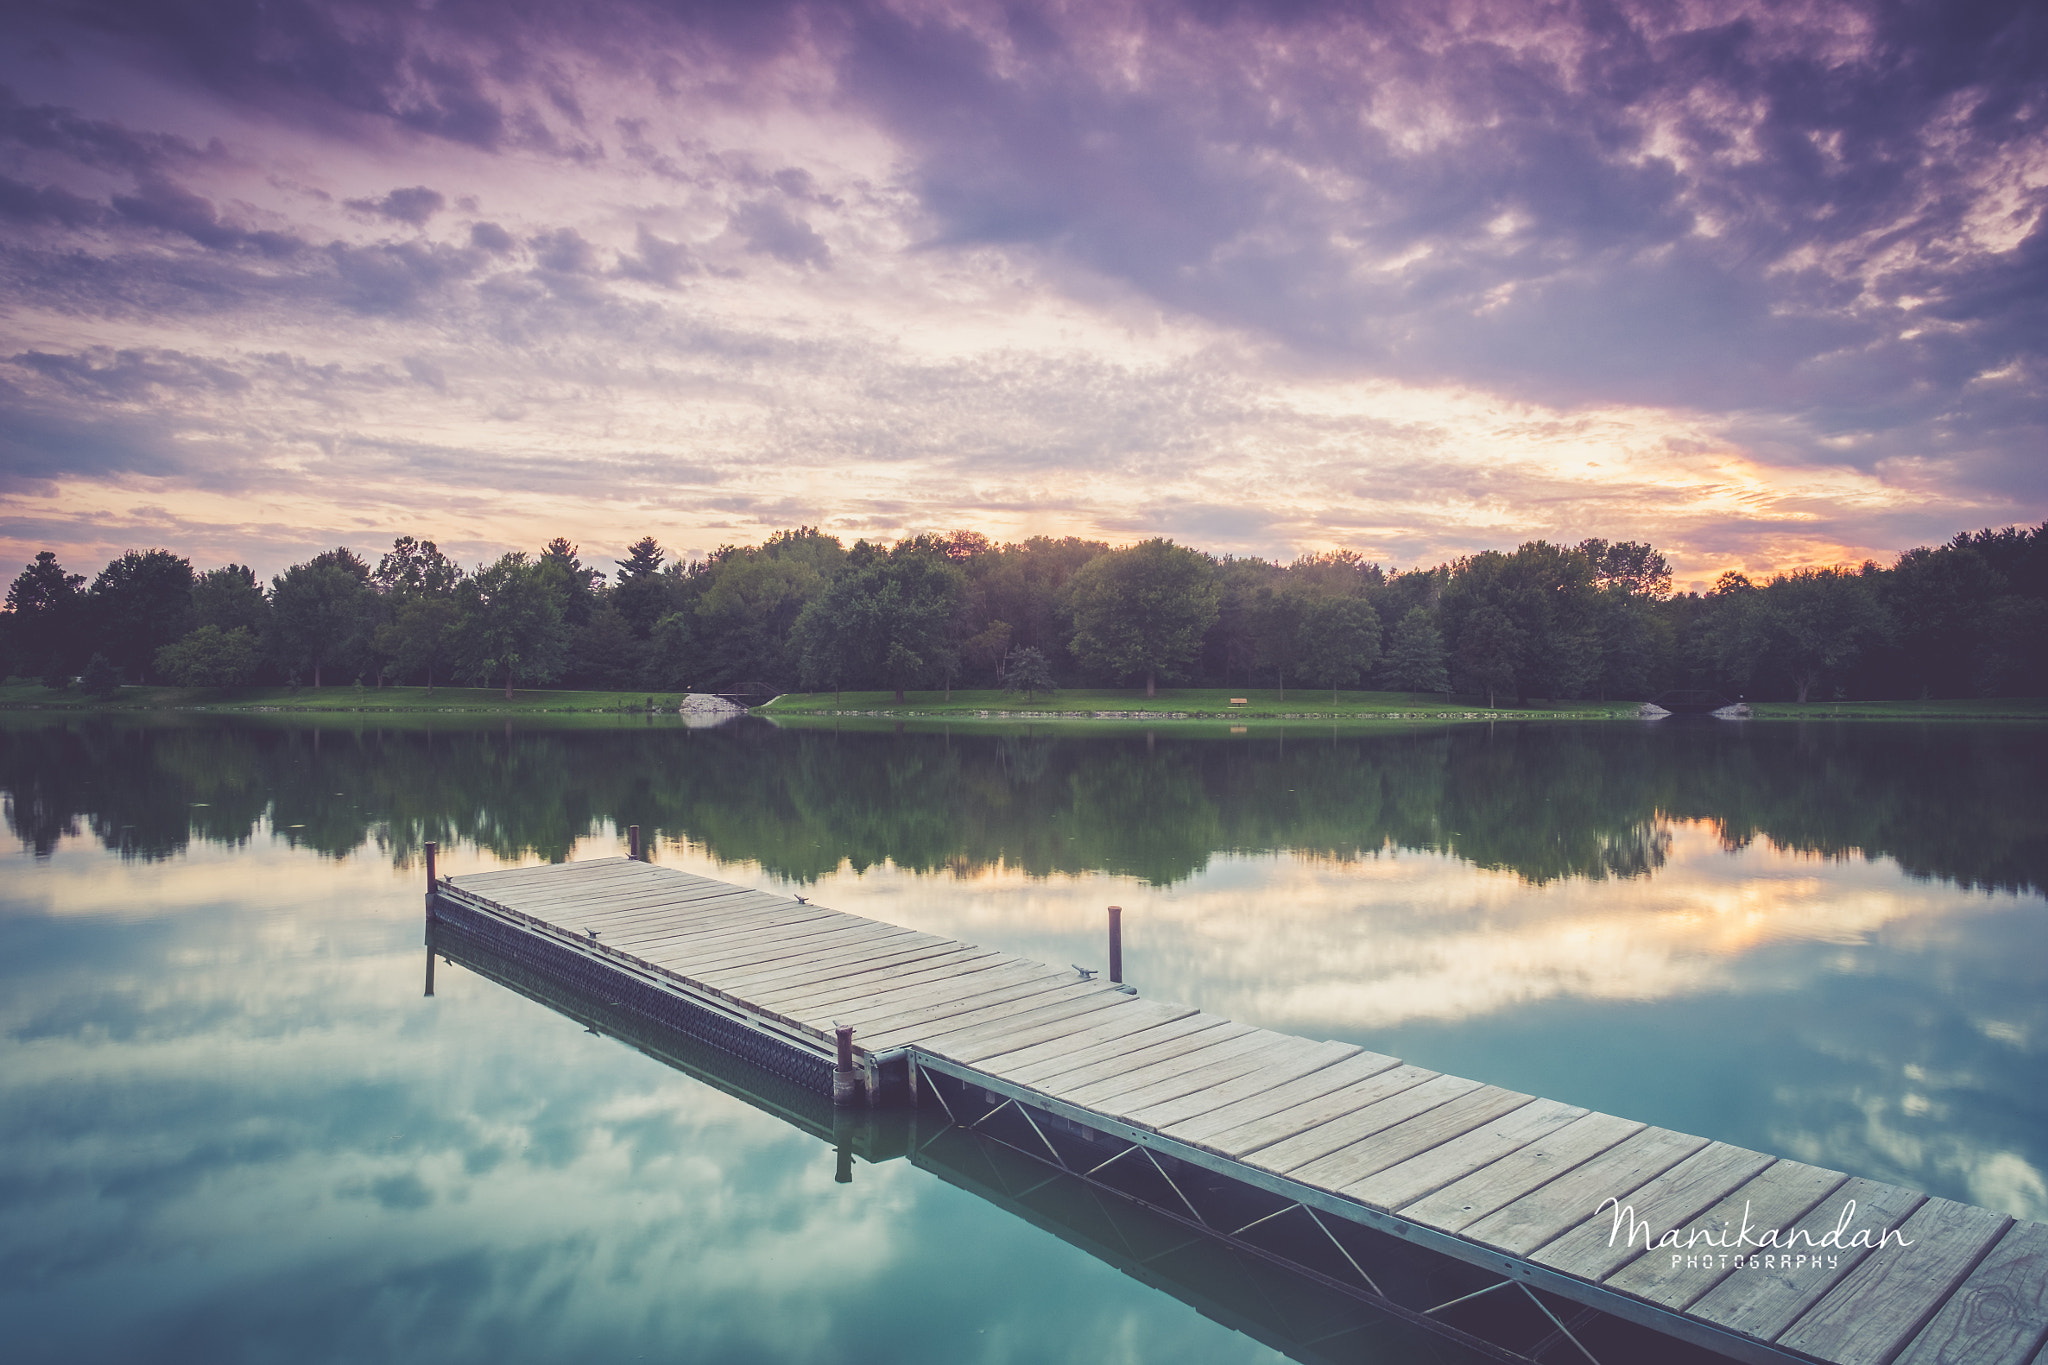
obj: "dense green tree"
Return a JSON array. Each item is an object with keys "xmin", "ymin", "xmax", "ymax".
[
  {"xmin": 80, "ymin": 652, "xmax": 120, "ymax": 699},
  {"xmin": 1382, "ymin": 606, "xmax": 1449, "ymax": 693},
  {"xmin": 1761, "ymin": 567, "xmax": 1887, "ymax": 702},
  {"xmin": 192, "ymin": 565, "xmax": 270, "ymax": 637},
  {"xmin": 270, "ymin": 549, "xmax": 375, "ymax": 687},
  {"xmin": 4, "ymin": 551, "xmax": 86, "ymax": 676},
  {"xmin": 612, "ymin": 536, "xmax": 671, "ymax": 638},
  {"xmin": 1578, "ymin": 539, "xmax": 1673, "ymax": 598},
  {"xmin": 1457, "ymin": 604, "xmax": 1523, "ymax": 707},
  {"xmin": 1441, "ymin": 542, "xmax": 1600, "ymax": 702},
  {"xmin": 1247, "ymin": 584, "xmax": 1310, "ymax": 697},
  {"xmin": 1978, "ymin": 596, "xmax": 2048, "ymax": 696},
  {"xmin": 1001, "ymin": 645, "xmax": 1058, "ymax": 699},
  {"xmin": 87, "ymin": 549, "xmax": 195, "ymax": 684},
  {"xmin": 791, "ymin": 547, "xmax": 964, "ymax": 700},
  {"xmin": 154, "ymin": 625, "xmax": 264, "ymax": 687},
  {"xmin": 454, "ymin": 552, "xmax": 569, "ymax": 699},
  {"xmin": 1066, "ymin": 539, "xmax": 1219, "ymax": 697},
  {"xmin": 537, "ymin": 537, "xmax": 603, "ymax": 627},
  {"xmin": 1298, "ymin": 596, "xmax": 1381, "ymax": 701},
  {"xmin": 567, "ymin": 605, "xmax": 644, "ymax": 689},
  {"xmin": 693, "ymin": 549, "xmax": 830, "ymax": 689}
]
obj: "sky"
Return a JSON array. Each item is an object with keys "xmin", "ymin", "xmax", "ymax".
[{"xmin": 1, "ymin": 0, "xmax": 2044, "ymax": 591}]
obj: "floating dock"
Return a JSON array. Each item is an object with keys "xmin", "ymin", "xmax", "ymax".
[{"xmin": 427, "ymin": 855, "xmax": 2048, "ymax": 1365}]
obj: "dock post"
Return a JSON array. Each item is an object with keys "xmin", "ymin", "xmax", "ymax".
[
  {"xmin": 1108, "ymin": 905, "xmax": 1123, "ymax": 984},
  {"xmin": 424, "ymin": 946, "xmax": 435, "ymax": 997},
  {"xmin": 424, "ymin": 841, "xmax": 437, "ymax": 891},
  {"xmin": 832, "ymin": 1024, "xmax": 862, "ymax": 1106},
  {"xmin": 628, "ymin": 824, "xmax": 641, "ymax": 861}
]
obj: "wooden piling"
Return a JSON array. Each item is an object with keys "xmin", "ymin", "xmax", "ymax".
[
  {"xmin": 833, "ymin": 1024, "xmax": 861, "ymax": 1106},
  {"xmin": 627, "ymin": 824, "xmax": 642, "ymax": 860},
  {"xmin": 1108, "ymin": 905, "xmax": 1123, "ymax": 984},
  {"xmin": 424, "ymin": 840, "xmax": 438, "ymax": 891}
]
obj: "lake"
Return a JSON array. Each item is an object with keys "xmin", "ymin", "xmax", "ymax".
[{"xmin": 4, "ymin": 713, "xmax": 2044, "ymax": 1363}]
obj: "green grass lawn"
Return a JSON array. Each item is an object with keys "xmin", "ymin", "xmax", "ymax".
[
  {"xmin": 759, "ymin": 687, "xmax": 1630, "ymax": 719},
  {"xmin": 5, "ymin": 678, "xmax": 2039, "ymax": 721},
  {"xmin": 1742, "ymin": 697, "xmax": 2048, "ymax": 719},
  {"xmin": 0, "ymin": 680, "xmax": 688, "ymax": 713}
]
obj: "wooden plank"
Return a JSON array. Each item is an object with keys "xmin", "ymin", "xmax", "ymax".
[
  {"xmin": 1688, "ymin": 1177, "xmax": 1925, "ymax": 1344},
  {"xmin": 970, "ymin": 1006, "xmax": 1219, "ymax": 1078},
  {"xmin": 706, "ymin": 935, "xmax": 962, "ymax": 994},
  {"xmin": 555, "ymin": 886, "xmax": 792, "ymax": 931},
  {"xmin": 639, "ymin": 920, "xmax": 896, "ymax": 979},
  {"xmin": 453, "ymin": 858, "xmax": 640, "ymax": 888},
  {"xmin": 1403, "ymin": 1111, "xmax": 1644, "ymax": 1235},
  {"xmin": 1242, "ymin": 1070, "xmax": 1473, "ymax": 1173},
  {"xmin": 485, "ymin": 877, "xmax": 733, "ymax": 919},
  {"xmin": 1013, "ymin": 1017, "xmax": 1252, "ymax": 1093},
  {"xmin": 1344, "ymin": 1097, "xmax": 1588, "ymax": 1213},
  {"xmin": 1602, "ymin": 1160, "xmax": 1848, "ymax": 1310},
  {"xmin": 597, "ymin": 894, "xmax": 823, "ymax": 945},
  {"xmin": 923, "ymin": 996, "xmax": 1186, "ymax": 1063},
  {"xmin": 745, "ymin": 950, "xmax": 1017, "ymax": 1013},
  {"xmin": 1777, "ymin": 1197, "xmax": 2012, "ymax": 1365},
  {"xmin": 807, "ymin": 958, "xmax": 1052, "ymax": 1020},
  {"xmin": 650, "ymin": 918, "xmax": 910, "ymax": 974},
  {"xmin": 831, "ymin": 965, "xmax": 1089, "ymax": 1031},
  {"xmin": 1122, "ymin": 1039, "xmax": 1360, "ymax": 1133},
  {"xmin": 849, "ymin": 976, "xmax": 1114, "ymax": 1044},
  {"xmin": 1284, "ymin": 1084, "xmax": 1533, "ymax": 1190},
  {"xmin": 911, "ymin": 993, "xmax": 1157, "ymax": 1058},
  {"xmin": 1070, "ymin": 1032, "xmax": 1316, "ymax": 1116},
  {"xmin": 1163, "ymin": 1049, "xmax": 1404, "ymax": 1149},
  {"xmin": 1529, "ymin": 1143, "xmax": 1777, "ymax": 1283},
  {"xmin": 862, "ymin": 980, "xmax": 1127, "ymax": 1052},
  {"xmin": 1889, "ymin": 1218, "xmax": 2048, "ymax": 1365},
  {"xmin": 583, "ymin": 897, "xmax": 836, "ymax": 948},
  {"xmin": 1462, "ymin": 1125, "xmax": 1711, "ymax": 1257},
  {"xmin": 1203, "ymin": 1062, "xmax": 1441, "ymax": 1160}
]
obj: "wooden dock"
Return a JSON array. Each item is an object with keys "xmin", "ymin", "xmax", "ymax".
[{"xmin": 428, "ymin": 856, "xmax": 2048, "ymax": 1365}]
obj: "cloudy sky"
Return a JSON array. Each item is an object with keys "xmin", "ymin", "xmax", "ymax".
[{"xmin": 1, "ymin": 0, "xmax": 2044, "ymax": 588}]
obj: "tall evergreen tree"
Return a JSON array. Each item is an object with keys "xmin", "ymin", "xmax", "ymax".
[{"xmin": 4, "ymin": 551, "xmax": 86, "ymax": 678}]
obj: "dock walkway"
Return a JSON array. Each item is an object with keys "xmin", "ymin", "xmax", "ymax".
[{"xmin": 430, "ymin": 857, "xmax": 2048, "ymax": 1365}]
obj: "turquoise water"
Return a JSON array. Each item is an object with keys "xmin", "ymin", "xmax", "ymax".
[{"xmin": 3, "ymin": 715, "xmax": 2043, "ymax": 1362}]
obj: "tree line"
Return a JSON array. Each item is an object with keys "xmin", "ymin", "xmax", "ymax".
[{"xmin": 3, "ymin": 522, "xmax": 2044, "ymax": 702}]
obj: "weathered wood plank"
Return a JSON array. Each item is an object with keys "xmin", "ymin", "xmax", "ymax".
[
  {"xmin": 1284, "ymin": 1084, "xmax": 1533, "ymax": 1189},
  {"xmin": 702, "ymin": 933, "xmax": 958, "ymax": 994},
  {"xmin": 1203, "ymin": 1062, "xmax": 1442, "ymax": 1161},
  {"xmin": 1242, "ymin": 1071, "xmax": 1474, "ymax": 1173},
  {"xmin": 1529, "ymin": 1143, "xmax": 1778, "ymax": 1284},
  {"xmin": 780, "ymin": 957, "xmax": 1045, "ymax": 1023},
  {"xmin": 452, "ymin": 858, "xmax": 641, "ymax": 889},
  {"xmin": 829, "ymin": 966, "xmax": 1081, "ymax": 1034},
  {"xmin": 1122, "ymin": 1039, "xmax": 1360, "ymax": 1133},
  {"xmin": 1687, "ymin": 1177, "xmax": 1925, "ymax": 1345},
  {"xmin": 1777, "ymin": 1197, "xmax": 2012, "ymax": 1365},
  {"xmin": 1163, "ymin": 1049, "xmax": 1404, "ymax": 1149},
  {"xmin": 1461, "ymin": 1125, "xmax": 1711, "ymax": 1257},
  {"xmin": 848, "ymin": 975, "xmax": 1113, "ymax": 1043},
  {"xmin": 579, "ymin": 894, "xmax": 830, "ymax": 944},
  {"xmin": 479, "ymin": 876, "xmax": 733, "ymax": 919},
  {"xmin": 1402, "ymin": 1111, "xmax": 1644, "ymax": 1235},
  {"xmin": 924, "ymin": 996, "xmax": 1186, "ymax": 1064},
  {"xmin": 976, "ymin": 1008, "xmax": 1223, "ymax": 1081},
  {"xmin": 746, "ymin": 950, "xmax": 1018, "ymax": 1013},
  {"xmin": 1891, "ymin": 1218, "xmax": 2048, "ymax": 1365},
  {"xmin": 556, "ymin": 887, "xmax": 795, "ymax": 931},
  {"xmin": 1013, "ymin": 1017, "xmax": 1252, "ymax": 1092},
  {"xmin": 861, "ymin": 981, "xmax": 1128, "ymax": 1052},
  {"xmin": 1602, "ymin": 1160, "xmax": 1849, "ymax": 1310},
  {"xmin": 911, "ymin": 993, "xmax": 1161, "ymax": 1059},
  {"xmin": 649, "ymin": 918, "xmax": 911, "ymax": 974},
  {"xmin": 1344, "ymin": 1097, "xmax": 1587, "ymax": 1213},
  {"xmin": 1069, "ymin": 1032, "xmax": 1315, "ymax": 1116}
]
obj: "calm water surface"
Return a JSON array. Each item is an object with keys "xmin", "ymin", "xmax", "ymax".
[{"xmin": 4, "ymin": 714, "xmax": 2045, "ymax": 1363}]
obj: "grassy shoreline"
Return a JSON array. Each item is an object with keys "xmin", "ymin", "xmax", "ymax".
[{"xmin": 3, "ymin": 679, "xmax": 2042, "ymax": 722}]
